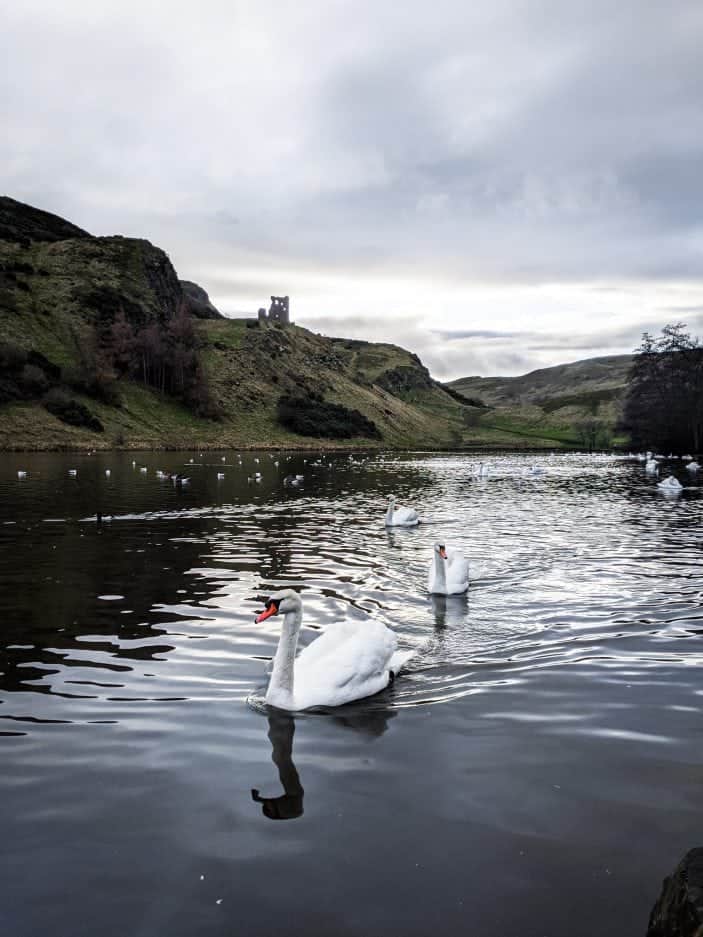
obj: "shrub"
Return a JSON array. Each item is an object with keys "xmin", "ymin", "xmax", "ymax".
[
  {"xmin": 44, "ymin": 389, "xmax": 104, "ymax": 432},
  {"xmin": 277, "ymin": 391, "xmax": 381, "ymax": 439},
  {"xmin": 0, "ymin": 341, "xmax": 28, "ymax": 372},
  {"xmin": 20, "ymin": 364, "xmax": 49, "ymax": 395}
]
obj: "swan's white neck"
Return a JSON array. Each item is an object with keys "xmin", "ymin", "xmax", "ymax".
[
  {"xmin": 266, "ymin": 607, "xmax": 302, "ymax": 709},
  {"xmin": 385, "ymin": 500, "xmax": 395, "ymax": 523},
  {"xmin": 433, "ymin": 551, "xmax": 447, "ymax": 590}
]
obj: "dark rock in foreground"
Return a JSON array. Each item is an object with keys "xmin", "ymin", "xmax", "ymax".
[{"xmin": 647, "ymin": 848, "xmax": 703, "ymax": 937}]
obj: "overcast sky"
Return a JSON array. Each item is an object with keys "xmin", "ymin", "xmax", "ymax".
[{"xmin": 3, "ymin": 0, "xmax": 702, "ymax": 378}]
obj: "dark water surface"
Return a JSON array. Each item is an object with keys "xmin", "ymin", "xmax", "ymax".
[{"xmin": 1, "ymin": 450, "xmax": 702, "ymax": 937}]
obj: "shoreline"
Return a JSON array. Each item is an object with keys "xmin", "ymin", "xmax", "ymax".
[{"xmin": 0, "ymin": 441, "xmax": 602, "ymax": 455}]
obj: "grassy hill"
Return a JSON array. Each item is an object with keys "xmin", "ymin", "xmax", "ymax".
[
  {"xmin": 0, "ymin": 196, "xmax": 476, "ymax": 450},
  {"xmin": 0, "ymin": 196, "xmax": 630, "ymax": 451},
  {"xmin": 448, "ymin": 355, "xmax": 632, "ymax": 447}
]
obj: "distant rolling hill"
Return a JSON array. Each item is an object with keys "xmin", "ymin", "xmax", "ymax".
[{"xmin": 448, "ymin": 355, "xmax": 632, "ymax": 447}]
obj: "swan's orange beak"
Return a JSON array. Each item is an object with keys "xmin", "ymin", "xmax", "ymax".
[
  {"xmin": 255, "ymin": 601, "xmax": 278, "ymax": 623},
  {"xmin": 439, "ymin": 546, "xmax": 447, "ymax": 559}
]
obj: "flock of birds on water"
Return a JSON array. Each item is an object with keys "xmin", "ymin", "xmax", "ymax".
[{"xmin": 12, "ymin": 449, "xmax": 700, "ymax": 712}]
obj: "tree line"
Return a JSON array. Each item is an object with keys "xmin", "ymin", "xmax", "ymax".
[
  {"xmin": 79, "ymin": 302, "xmax": 220, "ymax": 418},
  {"xmin": 621, "ymin": 323, "xmax": 703, "ymax": 453}
]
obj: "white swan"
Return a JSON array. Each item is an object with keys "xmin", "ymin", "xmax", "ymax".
[
  {"xmin": 384, "ymin": 495, "xmax": 419, "ymax": 527},
  {"xmin": 472, "ymin": 462, "xmax": 490, "ymax": 479},
  {"xmin": 525, "ymin": 465, "xmax": 544, "ymax": 476},
  {"xmin": 686, "ymin": 461, "xmax": 700, "ymax": 472},
  {"xmin": 255, "ymin": 589, "xmax": 412, "ymax": 711},
  {"xmin": 428, "ymin": 542, "xmax": 469, "ymax": 595},
  {"xmin": 645, "ymin": 459, "xmax": 659, "ymax": 474},
  {"xmin": 657, "ymin": 475, "xmax": 683, "ymax": 492}
]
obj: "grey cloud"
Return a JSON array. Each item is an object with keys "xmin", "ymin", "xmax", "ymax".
[
  {"xmin": 431, "ymin": 329, "xmax": 530, "ymax": 341},
  {"xmin": 2, "ymin": 0, "xmax": 702, "ymax": 376}
]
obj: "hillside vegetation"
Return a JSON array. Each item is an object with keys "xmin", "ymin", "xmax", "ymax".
[
  {"xmin": 449, "ymin": 355, "xmax": 631, "ymax": 447},
  {"xmin": 0, "ymin": 197, "xmax": 472, "ymax": 450},
  {"xmin": 0, "ymin": 196, "xmax": 627, "ymax": 451}
]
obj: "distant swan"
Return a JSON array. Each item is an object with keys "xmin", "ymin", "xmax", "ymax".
[
  {"xmin": 472, "ymin": 462, "xmax": 490, "ymax": 479},
  {"xmin": 255, "ymin": 589, "xmax": 412, "ymax": 711},
  {"xmin": 686, "ymin": 461, "xmax": 700, "ymax": 472},
  {"xmin": 384, "ymin": 495, "xmax": 419, "ymax": 527},
  {"xmin": 657, "ymin": 475, "xmax": 683, "ymax": 492},
  {"xmin": 645, "ymin": 459, "xmax": 659, "ymax": 474},
  {"xmin": 428, "ymin": 542, "xmax": 469, "ymax": 595}
]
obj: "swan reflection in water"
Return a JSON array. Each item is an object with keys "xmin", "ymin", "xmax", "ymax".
[
  {"xmin": 252, "ymin": 706, "xmax": 396, "ymax": 821},
  {"xmin": 430, "ymin": 592, "xmax": 469, "ymax": 630},
  {"xmin": 251, "ymin": 713, "xmax": 304, "ymax": 821}
]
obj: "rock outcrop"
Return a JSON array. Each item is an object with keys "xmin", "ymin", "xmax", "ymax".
[
  {"xmin": 180, "ymin": 280, "xmax": 223, "ymax": 319},
  {"xmin": 647, "ymin": 848, "xmax": 703, "ymax": 937}
]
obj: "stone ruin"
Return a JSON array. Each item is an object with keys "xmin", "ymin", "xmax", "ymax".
[{"xmin": 258, "ymin": 295, "xmax": 290, "ymax": 325}]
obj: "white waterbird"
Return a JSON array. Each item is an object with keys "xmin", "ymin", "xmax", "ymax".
[{"xmin": 255, "ymin": 589, "xmax": 412, "ymax": 711}]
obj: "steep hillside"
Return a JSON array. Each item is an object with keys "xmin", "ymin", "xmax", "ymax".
[
  {"xmin": 449, "ymin": 355, "xmax": 631, "ymax": 446},
  {"xmin": 0, "ymin": 196, "xmax": 622, "ymax": 452},
  {"xmin": 0, "ymin": 197, "xmax": 475, "ymax": 450}
]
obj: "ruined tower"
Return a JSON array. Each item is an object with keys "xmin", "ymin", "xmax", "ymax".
[{"xmin": 267, "ymin": 295, "xmax": 290, "ymax": 324}]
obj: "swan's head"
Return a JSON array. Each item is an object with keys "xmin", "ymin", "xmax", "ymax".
[
  {"xmin": 434, "ymin": 542, "xmax": 447, "ymax": 560},
  {"xmin": 255, "ymin": 588, "xmax": 301, "ymax": 623}
]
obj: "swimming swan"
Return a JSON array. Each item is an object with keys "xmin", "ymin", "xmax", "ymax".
[
  {"xmin": 255, "ymin": 589, "xmax": 412, "ymax": 711},
  {"xmin": 428, "ymin": 542, "xmax": 470, "ymax": 595},
  {"xmin": 657, "ymin": 475, "xmax": 683, "ymax": 492},
  {"xmin": 384, "ymin": 495, "xmax": 419, "ymax": 527}
]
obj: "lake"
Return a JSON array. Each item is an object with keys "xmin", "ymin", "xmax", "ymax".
[{"xmin": 1, "ymin": 449, "xmax": 701, "ymax": 937}]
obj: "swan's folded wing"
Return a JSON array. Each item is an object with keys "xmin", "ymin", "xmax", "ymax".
[
  {"xmin": 447, "ymin": 551, "xmax": 470, "ymax": 585},
  {"xmin": 295, "ymin": 621, "xmax": 397, "ymax": 707},
  {"xmin": 394, "ymin": 506, "xmax": 418, "ymax": 524}
]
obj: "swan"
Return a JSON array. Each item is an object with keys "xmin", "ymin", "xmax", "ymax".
[
  {"xmin": 645, "ymin": 459, "xmax": 659, "ymax": 474},
  {"xmin": 657, "ymin": 475, "xmax": 683, "ymax": 492},
  {"xmin": 217, "ymin": 472, "xmax": 225, "ymax": 479},
  {"xmin": 526, "ymin": 465, "xmax": 544, "ymax": 476},
  {"xmin": 384, "ymin": 495, "xmax": 419, "ymax": 527},
  {"xmin": 686, "ymin": 461, "xmax": 700, "ymax": 472},
  {"xmin": 472, "ymin": 462, "xmax": 490, "ymax": 479},
  {"xmin": 428, "ymin": 543, "xmax": 469, "ymax": 595},
  {"xmin": 255, "ymin": 589, "xmax": 412, "ymax": 711},
  {"xmin": 17, "ymin": 470, "xmax": 27, "ymax": 478}
]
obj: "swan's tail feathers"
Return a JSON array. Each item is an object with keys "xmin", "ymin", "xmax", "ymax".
[{"xmin": 389, "ymin": 648, "xmax": 414, "ymax": 676}]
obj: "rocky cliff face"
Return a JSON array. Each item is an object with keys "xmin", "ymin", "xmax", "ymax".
[
  {"xmin": 180, "ymin": 280, "xmax": 223, "ymax": 319},
  {"xmin": 0, "ymin": 197, "xmax": 217, "ymax": 347}
]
